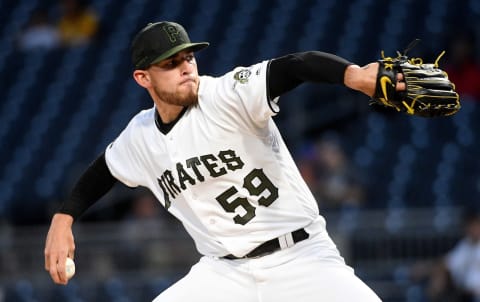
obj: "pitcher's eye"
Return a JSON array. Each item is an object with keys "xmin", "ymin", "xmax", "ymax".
[{"xmin": 161, "ymin": 59, "xmax": 178, "ymax": 69}]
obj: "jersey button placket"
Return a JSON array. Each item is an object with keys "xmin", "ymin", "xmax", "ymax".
[{"xmin": 167, "ymin": 135, "xmax": 177, "ymax": 156}]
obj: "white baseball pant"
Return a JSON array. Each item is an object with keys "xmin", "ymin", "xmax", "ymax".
[{"xmin": 153, "ymin": 219, "xmax": 381, "ymax": 302}]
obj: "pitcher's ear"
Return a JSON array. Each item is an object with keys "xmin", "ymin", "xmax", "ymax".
[{"xmin": 133, "ymin": 70, "xmax": 151, "ymax": 88}]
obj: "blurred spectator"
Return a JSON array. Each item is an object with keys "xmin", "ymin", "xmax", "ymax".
[
  {"xmin": 444, "ymin": 30, "xmax": 480, "ymax": 100},
  {"xmin": 17, "ymin": 9, "xmax": 60, "ymax": 51},
  {"xmin": 443, "ymin": 210, "xmax": 480, "ymax": 301},
  {"xmin": 118, "ymin": 189, "xmax": 162, "ymax": 269},
  {"xmin": 57, "ymin": 0, "xmax": 99, "ymax": 47},
  {"xmin": 126, "ymin": 189, "xmax": 162, "ymax": 223},
  {"xmin": 412, "ymin": 209, "xmax": 480, "ymax": 302},
  {"xmin": 298, "ymin": 134, "xmax": 366, "ymax": 211}
]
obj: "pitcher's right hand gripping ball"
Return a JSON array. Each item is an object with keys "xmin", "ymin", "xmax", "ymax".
[{"xmin": 372, "ymin": 40, "xmax": 460, "ymax": 117}]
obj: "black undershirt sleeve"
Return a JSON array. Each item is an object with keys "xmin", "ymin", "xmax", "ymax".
[
  {"xmin": 57, "ymin": 152, "xmax": 118, "ymax": 221},
  {"xmin": 267, "ymin": 51, "xmax": 354, "ymax": 100}
]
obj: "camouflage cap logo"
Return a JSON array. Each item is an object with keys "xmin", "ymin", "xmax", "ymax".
[
  {"xmin": 163, "ymin": 25, "xmax": 182, "ymax": 43},
  {"xmin": 234, "ymin": 69, "xmax": 251, "ymax": 84}
]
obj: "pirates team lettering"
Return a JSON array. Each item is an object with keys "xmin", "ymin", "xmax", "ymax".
[
  {"xmin": 157, "ymin": 149, "xmax": 279, "ymax": 225},
  {"xmin": 157, "ymin": 149, "xmax": 244, "ymax": 207}
]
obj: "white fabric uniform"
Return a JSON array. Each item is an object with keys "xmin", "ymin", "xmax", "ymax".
[{"xmin": 105, "ymin": 60, "xmax": 381, "ymax": 301}]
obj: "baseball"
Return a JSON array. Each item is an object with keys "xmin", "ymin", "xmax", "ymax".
[{"xmin": 65, "ymin": 257, "xmax": 75, "ymax": 279}]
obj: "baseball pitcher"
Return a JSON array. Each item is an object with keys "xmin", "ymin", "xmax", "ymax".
[{"xmin": 44, "ymin": 21, "xmax": 458, "ymax": 301}]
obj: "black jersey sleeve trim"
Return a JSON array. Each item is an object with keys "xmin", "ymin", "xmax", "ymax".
[
  {"xmin": 267, "ymin": 51, "xmax": 353, "ymax": 99},
  {"xmin": 57, "ymin": 152, "xmax": 117, "ymax": 221},
  {"xmin": 266, "ymin": 59, "xmax": 280, "ymax": 114}
]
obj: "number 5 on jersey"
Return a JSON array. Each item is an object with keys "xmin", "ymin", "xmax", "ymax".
[{"xmin": 215, "ymin": 168, "xmax": 279, "ymax": 225}]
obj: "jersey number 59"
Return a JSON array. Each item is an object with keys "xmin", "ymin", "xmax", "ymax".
[{"xmin": 215, "ymin": 168, "xmax": 278, "ymax": 225}]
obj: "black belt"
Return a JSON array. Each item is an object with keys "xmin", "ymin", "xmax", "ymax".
[{"xmin": 223, "ymin": 228, "xmax": 309, "ymax": 260}]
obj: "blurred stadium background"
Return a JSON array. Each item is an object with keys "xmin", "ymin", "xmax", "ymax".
[{"xmin": 0, "ymin": 0, "xmax": 479, "ymax": 301}]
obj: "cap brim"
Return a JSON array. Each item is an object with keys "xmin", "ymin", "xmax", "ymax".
[{"xmin": 150, "ymin": 42, "xmax": 209, "ymax": 65}]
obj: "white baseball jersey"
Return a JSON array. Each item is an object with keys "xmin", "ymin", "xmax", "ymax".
[{"xmin": 105, "ymin": 60, "xmax": 323, "ymax": 257}]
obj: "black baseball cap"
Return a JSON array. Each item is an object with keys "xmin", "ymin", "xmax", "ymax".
[{"xmin": 131, "ymin": 21, "xmax": 209, "ymax": 70}]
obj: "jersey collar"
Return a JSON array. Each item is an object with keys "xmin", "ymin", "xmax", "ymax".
[{"xmin": 154, "ymin": 106, "xmax": 188, "ymax": 134}]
